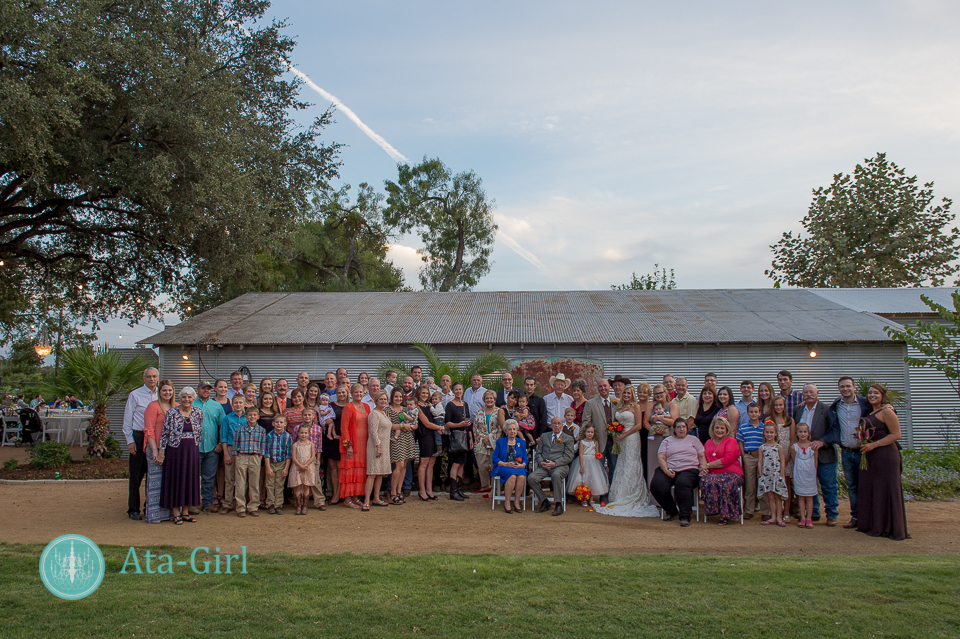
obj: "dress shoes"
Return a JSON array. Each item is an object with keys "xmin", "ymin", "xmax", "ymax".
[
  {"xmin": 537, "ymin": 500, "xmax": 552, "ymax": 513},
  {"xmin": 843, "ymin": 519, "xmax": 858, "ymax": 529},
  {"xmin": 127, "ymin": 512, "xmax": 141, "ymax": 521},
  {"xmin": 552, "ymin": 503, "xmax": 563, "ymax": 516}
]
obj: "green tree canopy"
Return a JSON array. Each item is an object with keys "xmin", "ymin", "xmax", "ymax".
[
  {"xmin": 885, "ymin": 292, "xmax": 960, "ymax": 399},
  {"xmin": 0, "ymin": 0, "xmax": 340, "ymax": 337},
  {"xmin": 384, "ymin": 158, "xmax": 497, "ymax": 291},
  {"xmin": 182, "ymin": 182, "xmax": 405, "ymax": 315},
  {"xmin": 766, "ymin": 153, "xmax": 958, "ymax": 288}
]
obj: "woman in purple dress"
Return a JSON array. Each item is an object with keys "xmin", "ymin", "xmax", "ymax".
[
  {"xmin": 856, "ymin": 384, "xmax": 909, "ymax": 540},
  {"xmin": 159, "ymin": 386, "xmax": 203, "ymax": 525}
]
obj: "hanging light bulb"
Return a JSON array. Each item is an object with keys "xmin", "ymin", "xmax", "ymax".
[{"xmin": 34, "ymin": 326, "xmax": 52, "ymax": 358}]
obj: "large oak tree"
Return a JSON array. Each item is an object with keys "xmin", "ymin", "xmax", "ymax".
[
  {"xmin": 766, "ymin": 153, "xmax": 958, "ymax": 288},
  {"xmin": 0, "ymin": 0, "xmax": 340, "ymax": 338}
]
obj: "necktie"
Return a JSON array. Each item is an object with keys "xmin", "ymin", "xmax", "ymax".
[{"xmin": 603, "ymin": 399, "xmax": 612, "ymax": 423}]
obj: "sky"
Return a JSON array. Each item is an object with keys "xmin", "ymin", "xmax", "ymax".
[{"xmin": 99, "ymin": 0, "xmax": 960, "ymax": 347}]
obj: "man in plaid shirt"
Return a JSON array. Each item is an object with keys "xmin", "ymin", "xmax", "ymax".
[
  {"xmin": 777, "ymin": 370, "xmax": 804, "ymax": 417},
  {"xmin": 300, "ymin": 408, "xmax": 326, "ymax": 511},
  {"xmin": 233, "ymin": 407, "xmax": 266, "ymax": 518},
  {"xmin": 264, "ymin": 414, "xmax": 292, "ymax": 514}
]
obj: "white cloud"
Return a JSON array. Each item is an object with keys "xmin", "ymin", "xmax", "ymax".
[{"xmin": 386, "ymin": 243, "xmax": 423, "ymax": 288}]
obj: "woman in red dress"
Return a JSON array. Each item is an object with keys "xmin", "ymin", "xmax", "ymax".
[{"xmin": 339, "ymin": 383, "xmax": 370, "ymax": 509}]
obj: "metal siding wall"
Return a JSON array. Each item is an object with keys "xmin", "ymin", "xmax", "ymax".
[{"xmin": 905, "ymin": 345, "xmax": 959, "ymax": 447}]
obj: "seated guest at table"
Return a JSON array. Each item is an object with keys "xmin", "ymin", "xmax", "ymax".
[
  {"xmin": 699, "ymin": 416, "xmax": 743, "ymax": 526},
  {"xmin": 528, "ymin": 416, "xmax": 576, "ymax": 516},
  {"xmin": 492, "ymin": 420, "xmax": 528, "ymax": 514},
  {"xmin": 857, "ymin": 384, "xmax": 910, "ymax": 540},
  {"xmin": 159, "ymin": 387, "xmax": 203, "ymax": 525},
  {"xmin": 143, "ymin": 380, "xmax": 175, "ymax": 524},
  {"xmin": 692, "ymin": 386, "xmax": 722, "ymax": 444},
  {"xmin": 650, "ymin": 419, "xmax": 708, "ymax": 527}
]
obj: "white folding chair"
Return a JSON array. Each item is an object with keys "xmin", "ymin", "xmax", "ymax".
[
  {"xmin": 659, "ymin": 485, "xmax": 699, "ymax": 521},
  {"xmin": 697, "ymin": 484, "xmax": 743, "ymax": 525},
  {"xmin": 491, "ymin": 475, "xmax": 526, "ymax": 511},
  {"xmin": 529, "ymin": 450, "xmax": 568, "ymax": 510},
  {"xmin": 70, "ymin": 419, "xmax": 91, "ymax": 446},
  {"xmin": 41, "ymin": 418, "xmax": 62, "ymax": 443},
  {"xmin": 1, "ymin": 416, "xmax": 20, "ymax": 446}
]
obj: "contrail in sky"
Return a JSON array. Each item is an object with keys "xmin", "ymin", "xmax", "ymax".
[
  {"xmin": 496, "ymin": 230, "xmax": 561, "ymax": 286},
  {"xmin": 286, "ymin": 65, "xmax": 410, "ymax": 164}
]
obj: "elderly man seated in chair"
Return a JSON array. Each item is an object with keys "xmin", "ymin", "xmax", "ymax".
[{"xmin": 528, "ymin": 416, "xmax": 575, "ymax": 516}]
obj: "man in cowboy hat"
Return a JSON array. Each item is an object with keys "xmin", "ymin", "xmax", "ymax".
[
  {"xmin": 608, "ymin": 375, "xmax": 631, "ymax": 404},
  {"xmin": 545, "ymin": 373, "xmax": 574, "ymax": 424}
]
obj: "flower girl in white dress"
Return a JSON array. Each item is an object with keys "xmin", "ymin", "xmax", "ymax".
[{"xmin": 567, "ymin": 425, "xmax": 609, "ymax": 506}]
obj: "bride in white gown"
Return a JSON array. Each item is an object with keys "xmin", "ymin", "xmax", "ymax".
[{"xmin": 594, "ymin": 384, "xmax": 661, "ymax": 518}]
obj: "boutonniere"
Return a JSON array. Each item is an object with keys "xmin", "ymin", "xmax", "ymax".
[{"xmin": 556, "ymin": 436, "xmax": 562, "ymax": 443}]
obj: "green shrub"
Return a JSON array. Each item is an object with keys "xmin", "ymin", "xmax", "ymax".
[
  {"xmin": 28, "ymin": 442, "xmax": 72, "ymax": 469},
  {"xmin": 103, "ymin": 434, "xmax": 123, "ymax": 459},
  {"xmin": 902, "ymin": 443, "xmax": 960, "ymax": 501},
  {"xmin": 3, "ymin": 459, "xmax": 18, "ymax": 471}
]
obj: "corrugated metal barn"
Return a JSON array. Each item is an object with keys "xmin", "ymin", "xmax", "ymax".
[{"xmin": 140, "ymin": 289, "xmax": 960, "ymax": 448}]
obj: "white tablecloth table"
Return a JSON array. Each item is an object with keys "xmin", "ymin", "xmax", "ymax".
[{"xmin": 40, "ymin": 412, "xmax": 94, "ymax": 444}]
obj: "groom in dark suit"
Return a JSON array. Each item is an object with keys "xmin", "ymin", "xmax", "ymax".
[{"xmin": 528, "ymin": 417, "xmax": 575, "ymax": 516}]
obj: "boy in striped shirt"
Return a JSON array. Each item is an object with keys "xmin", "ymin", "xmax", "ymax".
[{"xmin": 264, "ymin": 415, "xmax": 292, "ymax": 515}]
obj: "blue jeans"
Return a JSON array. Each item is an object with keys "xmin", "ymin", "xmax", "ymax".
[
  {"xmin": 199, "ymin": 450, "xmax": 221, "ymax": 507},
  {"xmin": 841, "ymin": 449, "xmax": 862, "ymax": 519},
  {"xmin": 812, "ymin": 461, "xmax": 839, "ymax": 520}
]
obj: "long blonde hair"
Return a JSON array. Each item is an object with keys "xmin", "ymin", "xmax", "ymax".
[
  {"xmin": 619, "ymin": 384, "xmax": 638, "ymax": 410},
  {"xmin": 157, "ymin": 379, "xmax": 176, "ymax": 413}
]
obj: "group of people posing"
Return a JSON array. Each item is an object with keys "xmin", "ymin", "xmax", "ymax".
[{"xmin": 119, "ymin": 365, "xmax": 908, "ymax": 539}]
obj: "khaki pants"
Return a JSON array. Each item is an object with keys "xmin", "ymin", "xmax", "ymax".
[
  {"xmin": 741, "ymin": 451, "xmax": 769, "ymax": 516},
  {"xmin": 311, "ymin": 459, "xmax": 325, "ymax": 507},
  {"xmin": 223, "ymin": 452, "xmax": 237, "ymax": 510},
  {"xmin": 265, "ymin": 460, "xmax": 287, "ymax": 509},
  {"xmin": 234, "ymin": 454, "xmax": 261, "ymax": 514},
  {"xmin": 475, "ymin": 451, "xmax": 493, "ymax": 489}
]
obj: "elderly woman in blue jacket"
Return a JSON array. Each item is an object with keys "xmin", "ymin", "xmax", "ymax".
[{"xmin": 492, "ymin": 420, "xmax": 528, "ymax": 514}]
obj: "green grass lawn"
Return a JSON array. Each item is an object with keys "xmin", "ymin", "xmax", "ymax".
[{"xmin": 2, "ymin": 543, "xmax": 959, "ymax": 638}]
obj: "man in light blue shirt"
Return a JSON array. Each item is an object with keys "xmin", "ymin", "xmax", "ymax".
[
  {"xmin": 194, "ymin": 382, "xmax": 226, "ymax": 513},
  {"xmin": 735, "ymin": 380, "xmax": 754, "ymax": 428}
]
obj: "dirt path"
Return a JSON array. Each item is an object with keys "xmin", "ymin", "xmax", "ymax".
[{"xmin": 1, "ymin": 481, "xmax": 956, "ymax": 556}]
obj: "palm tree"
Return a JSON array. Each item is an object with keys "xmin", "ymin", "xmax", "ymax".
[
  {"xmin": 379, "ymin": 343, "xmax": 509, "ymax": 389},
  {"xmin": 855, "ymin": 378, "xmax": 906, "ymax": 407},
  {"xmin": 44, "ymin": 344, "xmax": 152, "ymax": 457}
]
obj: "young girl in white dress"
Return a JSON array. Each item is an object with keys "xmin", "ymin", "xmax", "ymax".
[
  {"xmin": 790, "ymin": 423, "xmax": 818, "ymax": 529},
  {"xmin": 566, "ymin": 425, "xmax": 609, "ymax": 506}
]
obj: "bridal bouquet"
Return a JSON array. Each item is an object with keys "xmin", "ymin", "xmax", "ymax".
[
  {"xmin": 855, "ymin": 421, "xmax": 875, "ymax": 470},
  {"xmin": 607, "ymin": 422, "xmax": 624, "ymax": 454}
]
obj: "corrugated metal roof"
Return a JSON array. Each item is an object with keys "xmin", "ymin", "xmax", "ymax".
[
  {"xmin": 806, "ymin": 287, "xmax": 959, "ymax": 314},
  {"xmin": 141, "ymin": 289, "xmax": 897, "ymax": 346}
]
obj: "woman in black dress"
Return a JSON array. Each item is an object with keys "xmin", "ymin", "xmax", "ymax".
[
  {"xmin": 325, "ymin": 384, "xmax": 349, "ymax": 505},
  {"xmin": 856, "ymin": 384, "xmax": 909, "ymax": 540},
  {"xmin": 444, "ymin": 382, "xmax": 474, "ymax": 501},
  {"xmin": 415, "ymin": 385, "xmax": 443, "ymax": 500},
  {"xmin": 693, "ymin": 386, "xmax": 722, "ymax": 445}
]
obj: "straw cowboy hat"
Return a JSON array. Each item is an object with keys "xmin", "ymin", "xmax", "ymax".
[{"xmin": 549, "ymin": 373, "xmax": 572, "ymax": 389}]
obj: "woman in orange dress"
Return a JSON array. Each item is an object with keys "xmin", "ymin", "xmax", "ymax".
[{"xmin": 339, "ymin": 383, "xmax": 370, "ymax": 509}]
